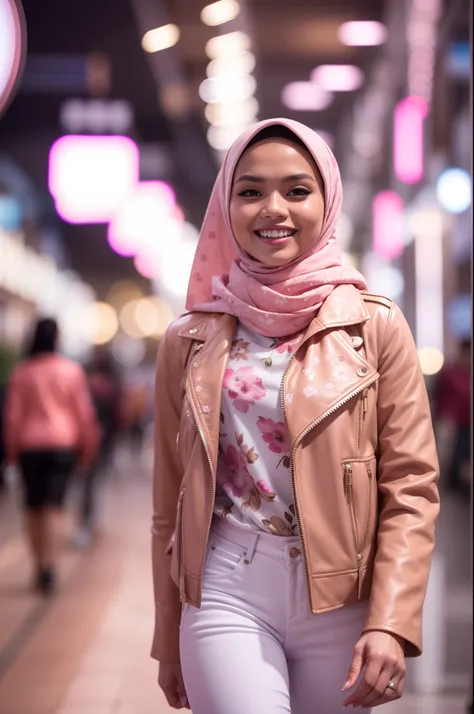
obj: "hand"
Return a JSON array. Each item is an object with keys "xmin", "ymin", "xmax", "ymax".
[
  {"xmin": 158, "ymin": 662, "xmax": 190, "ymax": 709},
  {"xmin": 342, "ymin": 631, "xmax": 406, "ymax": 708}
]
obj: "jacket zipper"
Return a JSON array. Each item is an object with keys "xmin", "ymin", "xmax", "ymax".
[
  {"xmin": 281, "ymin": 356, "xmax": 377, "ymax": 612},
  {"xmin": 176, "ymin": 487, "xmax": 186, "ymax": 604},
  {"xmin": 357, "ymin": 388, "xmax": 369, "ymax": 455},
  {"xmin": 361, "ymin": 461, "xmax": 373, "ymax": 561},
  {"xmin": 343, "ymin": 463, "xmax": 363, "ymax": 598},
  {"xmin": 184, "ymin": 379, "xmax": 215, "ymax": 605}
]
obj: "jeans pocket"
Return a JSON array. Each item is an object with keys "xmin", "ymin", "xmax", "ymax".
[{"xmin": 204, "ymin": 535, "xmax": 246, "ymax": 580}]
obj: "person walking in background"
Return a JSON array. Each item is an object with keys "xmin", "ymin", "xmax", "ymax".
[
  {"xmin": 3, "ymin": 317, "xmax": 99, "ymax": 594},
  {"xmin": 74, "ymin": 350, "xmax": 122, "ymax": 548},
  {"xmin": 433, "ymin": 338, "xmax": 471, "ymax": 496}
]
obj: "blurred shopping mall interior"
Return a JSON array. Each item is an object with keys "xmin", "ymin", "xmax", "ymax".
[{"xmin": 0, "ymin": 0, "xmax": 472, "ymax": 712}]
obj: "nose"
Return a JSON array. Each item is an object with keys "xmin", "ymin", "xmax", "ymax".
[{"xmin": 261, "ymin": 191, "xmax": 288, "ymax": 220}]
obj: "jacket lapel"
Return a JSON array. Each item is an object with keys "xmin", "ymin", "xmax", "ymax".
[{"xmin": 180, "ymin": 313, "xmax": 236, "ymax": 475}]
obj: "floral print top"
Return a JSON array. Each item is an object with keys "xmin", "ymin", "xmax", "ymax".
[{"xmin": 214, "ymin": 322, "xmax": 305, "ymax": 536}]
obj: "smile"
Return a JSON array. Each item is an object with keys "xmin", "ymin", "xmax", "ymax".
[{"xmin": 254, "ymin": 228, "xmax": 296, "ymax": 241}]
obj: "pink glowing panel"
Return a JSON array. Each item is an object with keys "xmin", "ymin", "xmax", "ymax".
[
  {"xmin": 393, "ymin": 96, "xmax": 428, "ymax": 184},
  {"xmin": 108, "ymin": 181, "xmax": 177, "ymax": 257},
  {"xmin": 310, "ymin": 65, "xmax": 364, "ymax": 92},
  {"xmin": 48, "ymin": 135, "xmax": 139, "ymax": 224},
  {"xmin": 337, "ymin": 21, "xmax": 387, "ymax": 47},
  {"xmin": 372, "ymin": 190, "xmax": 404, "ymax": 260},
  {"xmin": 281, "ymin": 82, "xmax": 333, "ymax": 111},
  {"xmin": 134, "ymin": 252, "xmax": 160, "ymax": 279}
]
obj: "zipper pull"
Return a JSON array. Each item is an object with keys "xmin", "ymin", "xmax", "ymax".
[
  {"xmin": 362, "ymin": 388, "xmax": 369, "ymax": 415},
  {"xmin": 344, "ymin": 463, "xmax": 353, "ymax": 489}
]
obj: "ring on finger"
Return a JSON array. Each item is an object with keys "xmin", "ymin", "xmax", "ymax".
[{"xmin": 386, "ymin": 680, "xmax": 397, "ymax": 692}]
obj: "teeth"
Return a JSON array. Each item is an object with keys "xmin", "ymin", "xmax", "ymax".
[{"xmin": 259, "ymin": 229, "xmax": 293, "ymax": 238}]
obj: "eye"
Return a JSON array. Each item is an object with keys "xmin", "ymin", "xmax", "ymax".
[
  {"xmin": 237, "ymin": 188, "xmax": 261, "ymax": 197},
  {"xmin": 288, "ymin": 186, "xmax": 311, "ymax": 197}
]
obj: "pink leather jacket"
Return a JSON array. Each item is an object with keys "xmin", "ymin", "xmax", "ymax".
[{"xmin": 151, "ymin": 287, "xmax": 439, "ymax": 662}]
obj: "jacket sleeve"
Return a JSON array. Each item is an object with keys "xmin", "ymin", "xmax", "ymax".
[
  {"xmin": 70, "ymin": 366, "xmax": 100, "ymax": 467},
  {"xmin": 150, "ymin": 326, "xmax": 185, "ymax": 662},
  {"xmin": 363, "ymin": 303, "xmax": 440, "ymax": 657},
  {"xmin": 3, "ymin": 372, "xmax": 22, "ymax": 464}
]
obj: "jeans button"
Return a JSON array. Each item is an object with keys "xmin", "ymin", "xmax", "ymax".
[{"xmin": 289, "ymin": 547, "xmax": 300, "ymax": 559}]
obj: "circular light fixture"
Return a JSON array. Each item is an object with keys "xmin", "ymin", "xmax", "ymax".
[
  {"xmin": 338, "ymin": 21, "xmax": 387, "ymax": 47},
  {"xmin": 0, "ymin": 0, "xmax": 26, "ymax": 118},
  {"xmin": 311, "ymin": 65, "xmax": 364, "ymax": 92},
  {"xmin": 199, "ymin": 74, "xmax": 256, "ymax": 103},
  {"xmin": 436, "ymin": 168, "xmax": 471, "ymax": 214},
  {"xmin": 281, "ymin": 82, "xmax": 333, "ymax": 111},
  {"xmin": 418, "ymin": 347, "xmax": 444, "ymax": 376},
  {"xmin": 88, "ymin": 302, "xmax": 118, "ymax": 345}
]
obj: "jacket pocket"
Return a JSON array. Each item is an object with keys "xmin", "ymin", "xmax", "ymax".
[{"xmin": 343, "ymin": 458, "xmax": 376, "ymax": 598}]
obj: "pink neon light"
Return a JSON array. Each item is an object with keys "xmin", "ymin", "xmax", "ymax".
[
  {"xmin": 337, "ymin": 21, "xmax": 387, "ymax": 47},
  {"xmin": 134, "ymin": 253, "xmax": 158, "ymax": 279},
  {"xmin": 372, "ymin": 190, "xmax": 404, "ymax": 260},
  {"xmin": 393, "ymin": 96, "xmax": 428, "ymax": 184},
  {"xmin": 107, "ymin": 181, "xmax": 178, "ymax": 258},
  {"xmin": 48, "ymin": 135, "xmax": 139, "ymax": 224}
]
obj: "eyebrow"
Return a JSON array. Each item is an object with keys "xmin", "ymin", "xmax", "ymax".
[{"xmin": 234, "ymin": 172, "xmax": 316, "ymax": 184}]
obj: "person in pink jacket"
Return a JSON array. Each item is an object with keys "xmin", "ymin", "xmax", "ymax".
[{"xmin": 3, "ymin": 317, "xmax": 99, "ymax": 594}]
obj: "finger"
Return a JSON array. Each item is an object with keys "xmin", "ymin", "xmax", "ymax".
[
  {"xmin": 371, "ymin": 673, "xmax": 405, "ymax": 707},
  {"xmin": 342, "ymin": 645, "xmax": 364, "ymax": 692},
  {"xmin": 177, "ymin": 671, "xmax": 191, "ymax": 709},
  {"xmin": 162, "ymin": 686, "xmax": 181, "ymax": 709},
  {"xmin": 357, "ymin": 665, "xmax": 395, "ymax": 708},
  {"xmin": 343, "ymin": 658, "xmax": 383, "ymax": 707}
]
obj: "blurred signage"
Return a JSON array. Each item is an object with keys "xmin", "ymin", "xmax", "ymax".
[
  {"xmin": 447, "ymin": 295, "xmax": 471, "ymax": 339},
  {"xmin": 20, "ymin": 53, "xmax": 87, "ymax": 93},
  {"xmin": 60, "ymin": 99, "xmax": 134, "ymax": 134},
  {"xmin": 447, "ymin": 42, "xmax": 470, "ymax": 80},
  {"xmin": 0, "ymin": 228, "xmax": 95, "ymax": 357},
  {"xmin": 407, "ymin": 0, "xmax": 441, "ymax": 105},
  {"xmin": 0, "ymin": 194, "xmax": 22, "ymax": 230},
  {"xmin": 0, "ymin": 0, "xmax": 26, "ymax": 117}
]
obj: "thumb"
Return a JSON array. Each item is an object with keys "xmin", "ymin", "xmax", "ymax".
[{"xmin": 342, "ymin": 643, "xmax": 364, "ymax": 692}]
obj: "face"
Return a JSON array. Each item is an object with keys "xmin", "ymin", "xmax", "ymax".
[{"xmin": 229, "ymin": 137, "xmax": 325, "ymax": 266}]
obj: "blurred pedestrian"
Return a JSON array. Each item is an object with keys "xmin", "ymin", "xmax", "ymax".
[
  {"xmin": 2, "ymin": 317, "xmax": 99, "ymax": 594},
  {"xmin": 74, "ymin": 350, "xmax": 122, "ymax": 548},
  {"xmin": 433, "ymin": 339, "xmax": 470, "ymax": 496},
  {"xmin": 151, "ymin": 120, "xmax": 439, "ymax": 712}
]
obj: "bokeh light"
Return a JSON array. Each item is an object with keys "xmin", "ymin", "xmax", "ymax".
[
  {"xmin": 436, "ymin": 168, "xmax": 471, "ymax": 214},
  {"xmin": 87, "ymin": 301, "xmax": 118, "ymax": 345},
  {"xmin": 48, "ymin": 135, "xmax": 139, "ymax": 224},
  {"xmin": 418, "ymin": 347, "xmax": 445, "ymax": 376}
]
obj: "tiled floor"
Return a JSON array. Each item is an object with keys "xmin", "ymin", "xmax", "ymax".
[{"xmin": 0, "ymin": 463, "xmax": 471, "ymax": 714}]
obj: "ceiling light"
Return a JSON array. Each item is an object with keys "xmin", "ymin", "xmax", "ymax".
[
  {"xmin": 48, "ymin": 135, "xmax": 139, "ymax": 224},
  {"xmin": 89, "ymin": 302, "xmax": 118, "ymax": 345},
  {"xmin": 418, "ymin": 347, "xmax": 444, "ymax": 376},
  {"xmin": 393, "ymin": 96, "xmax": 428, "ymax": 184},
  {"xmin": 207, "ymin": 123, "xmax": 251, "ymax": 150},
  {"xmin": 205, "ymin": 97, "xmax": 259, "ymax": 125},
  {"xmin": 205, "ymin": 31, "xmax": 251, "ymax": 59},
  {"xmin": 338, "ymin": 21, "xmax": 387, "ymax": 47},
  {"xmin": 311, "ymin": 65, "xmax": 364, "ymax": 92},
  {"xmin": 201, "ymin": 0, "xmax": 240, "ymax": 27},
  {"xmin": 281, "ymin": 82, "xmax": 333, "ymax": 111},
  {"xmin": 142, "ymin": 24, "xmax": 180, "ymax": 53},
  {"xmin": 206, "ymin": 51, "xmax": 256, "ymax": 78},
  {"xmin": 436, "ymin": 168, "xmax": 471, "ymax": 214},
  {"xmin": 199, "ymin": 74, "xmax": 256, "ymax": 103}
]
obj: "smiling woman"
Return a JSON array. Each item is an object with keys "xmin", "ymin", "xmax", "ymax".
[
  {"xmin": 230, "ymin": 127, "xmax": 325, "ymax": 266},
  {"xmin": 151, "ymin": 118, "xmax": 439, "ymax": 714}
]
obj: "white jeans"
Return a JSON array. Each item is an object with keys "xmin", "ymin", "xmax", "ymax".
[{"xmin": 180, "ymin": 518, "xmax": 371, "ymax": 714}]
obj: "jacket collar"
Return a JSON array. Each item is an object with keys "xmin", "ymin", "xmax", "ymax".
[{"xmin": 177, "ymin": 285, "xmax": 370, "ymax": 344}]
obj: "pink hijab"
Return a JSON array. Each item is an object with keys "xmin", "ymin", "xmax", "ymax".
[{"xmin": 186, "ymin": 118, "xmax": 367, "ymax": 337}]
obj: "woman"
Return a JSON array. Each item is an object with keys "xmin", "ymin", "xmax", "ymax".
[
  {"xmin": 151, "ymin": 119, "xmax": 439, "ymax": 713},
  {"xmin": 3, "ymin": 317, "xmax": 99, "ymax": 593}
]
